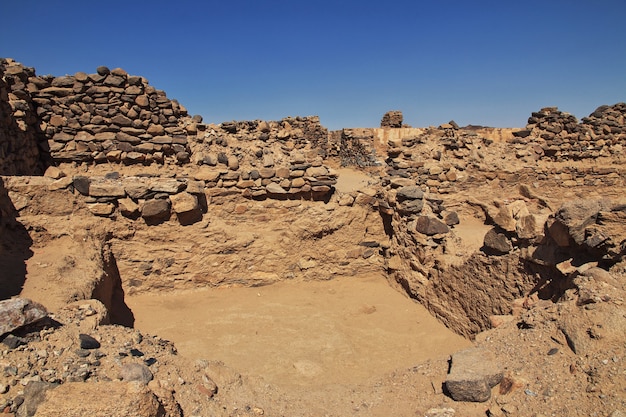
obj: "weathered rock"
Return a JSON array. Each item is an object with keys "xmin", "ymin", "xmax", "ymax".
[
  {"xmin": 444, "ymin": 211, "xmax": 460, "ymax": 226},
  {"xmin": 118, "ymin": 197, "xmax": 139, "ymax": 217},
  {"xmin": 119, "ymin": 363, "xmax": 153, "ymax": 385},
  {"xmin": 396, "ymin": 185, "xmax": 424, "ymax": 201},
  {"xmin": 415, "ymin": 216, "xmax": 449, "ymax": 235},
  {"xmin": 483, "ymin": 228, "xmax": 513, "ymax": 254},
  {"xmin": 550, "ymin": 200, "xmax": 609, "ymax": 245},
  {"xmin": 266, "ymin": 182, "xmax": 287, "ymax": 194},
  {"xmin": 89, "ymin": 182, "xmax": 126, "ymax": 198},
  {"xmin": 19, "ymin": 381, "xmax": 59, "ymax": 417},
  {"xmin": 0, "ymin": 298, "xmax": 47, "ymax": 336},
  {"xmin": 72, "ymin": 176, "xmax": 90, "ymax": 195},
  {"xmin": 79, "ymin": 333, "xmax": 100, "ymax": 349},
  {"xmin": 87, "ymin": 202, "xmax": 115, "ymax": 216},
  {"xmin": 141, "ymin": 199, "xmax": 171, "ymax": 224},
  {"xmin": 397, "ymin": 199, "xmax": 424, "ymax": 215},
  {"xmin": 33, "ymin": 381, "xmax": 163, "ymax": 417},
  {"xmin": 445, "ymin": 348, "xmax": 503, "ymax": 402}
]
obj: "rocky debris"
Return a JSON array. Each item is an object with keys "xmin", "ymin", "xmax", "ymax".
[
  {"xmin": 445, "ymin": 348, "xmax": 503, "ymax": 402},
  {"xmin": 381, "ymin": 110, "xmax": 404, "ymax": 128},
  {"xmin": 0, "ymin": 298, "xmax": 47, "ymax": 336}
]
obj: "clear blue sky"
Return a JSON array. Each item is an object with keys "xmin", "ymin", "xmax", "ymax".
[{"xmin": 2, "ymin": 0, "xmax": 624, "ymax": 130}]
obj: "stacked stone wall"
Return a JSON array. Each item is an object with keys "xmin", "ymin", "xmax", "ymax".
[
  {"xmin": 0, "ymin": 59, "xmax": 48, "ymax": 175},
  {"xmin": 513, "ymin": 104, "xmax": 626, "ymax": 160}
]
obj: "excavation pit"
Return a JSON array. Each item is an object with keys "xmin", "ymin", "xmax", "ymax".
[{"xmin": 127, "ymin": 273, "xmax": 471, "ymax": 389}]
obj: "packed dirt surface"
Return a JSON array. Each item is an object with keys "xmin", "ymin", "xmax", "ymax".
[{"xmin": 128, "ymin": 273, "xmax": 470, "ymax": 389}]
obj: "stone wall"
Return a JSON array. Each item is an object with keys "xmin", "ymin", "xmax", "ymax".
[
  {"xmin": 32, "ymin": 65, "xmax": 192, "ymax": 165},
  {"xmin": 513, "ymin": 104, "xmax": 626, "ymax": 160},
  {"xmin": 0, "ymin": 59, "xmax": 48, "ymax": 175},
  {"xmin": 0, "ymin": 58, "xmax": 336, "ymax": 201}
]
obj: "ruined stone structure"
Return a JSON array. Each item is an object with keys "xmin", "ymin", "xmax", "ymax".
[
  {"xmin": 1, "ymin": 58, "xmax": 626, "ymax": 417},
  {"xmin": 380, "ymin": 110, "xmax": 404, "ymax": 128}
]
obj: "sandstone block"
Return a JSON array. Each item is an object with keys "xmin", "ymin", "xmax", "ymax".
[
  {"xmin": 445, "ymin": 348, "xmax": 503, "ymax": 402},
  {"xmin": 44, "ymin": 166, "xmax": 65, "ymax": 179},
  {"xmin": 88, "ymin": 202, "xmax": 115, "ymax": 216},
  {"xmin": 227, "ymin": 155, "xmax": 239, "ymax": 170},
  {"xmin": 305, "ymin": 166, "xmax": 328, "ymax": 177},
  {"xmin": 48, "ymin": 176, "xmax": 74, "ymax": 191},
  {"xmin": 149, "ymin": 179, "xmax": 184, "ymax": 194},
  {"xmin": 118, "ymin": 197, "xmax": 139, "ymax": 218},
  {"xmin": 194, "ymin": 167, "xmax": 222, "ymax": 182},
  {"xmin": 170, "ymin": 192, "xmax": 198, "ymax": 214},
  {"xmin": 89, "ymin": 182, "xmax": 126, "ymax": 198},
  {"xmin": 266, "ymin": 182, "xmax": 287, "ymax": 194}
]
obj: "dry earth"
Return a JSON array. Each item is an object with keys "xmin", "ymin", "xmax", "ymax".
[{"xmin": 2, "ymin": 158, "xmax": 624, "ymax": 417}]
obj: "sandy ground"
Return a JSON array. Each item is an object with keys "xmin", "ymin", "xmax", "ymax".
[{"xmin": 128, "ymin": 273, "xmax": 471, "ymax": 391}]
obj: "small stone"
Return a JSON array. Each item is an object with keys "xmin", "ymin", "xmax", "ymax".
[
  {"xmin": 130, "ymin": 348, "xmax": 144, "ymax": 357},
  {"xmin": 96, "ymin": 66, "xmax": 110, "ymax": 75},
  {"xmin": 75, "ymin": 349, "xmax": 91, "ymax": 358},
  {"xmin": 79, "ymin": 334, "xmax": 101, "ymax": 349},
  {"xmin": 547, "ymin": 347, "xmax": 559, "ymax": 355},
  {"xmin": 1, "ymin": 334, "xmax": 26, "ymax": 349}
]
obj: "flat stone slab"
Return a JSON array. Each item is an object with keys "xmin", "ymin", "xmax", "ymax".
[{"xmin": 445, "ymin": 347, "xmax": 503, "ymax": 402}]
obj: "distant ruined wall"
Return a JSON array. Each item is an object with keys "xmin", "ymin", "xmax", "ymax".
[{"xmin": 513, "ymin": 104, "xmax": 626, "ymax": 160}]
